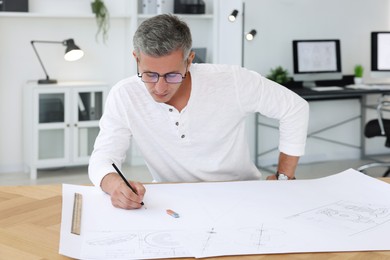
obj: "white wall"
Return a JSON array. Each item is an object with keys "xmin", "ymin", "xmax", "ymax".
[
  {"xmin": 217, "ymin": 0, "xmax": 243, "ymax": 66},
  {"xmin": 0, "ymin": 1, "xmax": 134, "ymax": 173},
  {"xmin": 243, "ymin": 0, "xmax": 390, "ymax": 79}
]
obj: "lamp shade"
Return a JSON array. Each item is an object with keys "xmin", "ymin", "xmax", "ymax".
[
  {"xmin": 228, "ymin": 9, "xmax": 239, "ymax": 22},
  {"xmin": 245, "ymin": 29, "xmax": 257, "ymax": 41},
  {"xmin": 64, "ymin": 39, "xmax": 84, "ymax": 61}
]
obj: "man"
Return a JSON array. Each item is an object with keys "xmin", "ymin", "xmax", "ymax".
[{"xmin": 89, "ymin": 14, "xmax": 309, "ymax": 209}]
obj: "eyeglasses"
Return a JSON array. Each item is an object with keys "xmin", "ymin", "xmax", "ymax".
[
  {"xmin": 136, "ymin": 59, "xmax": 188, "ymax": 84},
  {"xmin": 137, "ymin": 71, "xmax": 187, "ymax": 84}
]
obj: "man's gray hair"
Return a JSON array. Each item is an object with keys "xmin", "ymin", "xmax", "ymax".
[{"xmin": 133, "ymin": 14, "xmax": 192, "ymax": 60}]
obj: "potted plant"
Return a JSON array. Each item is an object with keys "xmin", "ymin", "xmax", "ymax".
[
  {"xmin": 91, "ymin": 0, "xmax": 110, "ymax": 43},
  {"xmin": 354, "ymin": 64, "xmax": 364, "ymax": 85},
  {"xmin": 266, "ymin": 66, "xmax": 292, "ymax": 86}
]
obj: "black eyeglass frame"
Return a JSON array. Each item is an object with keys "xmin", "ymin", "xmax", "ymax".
[{"xmin": 136, "ymin": 62, "xmax": 188, "ymax": 84}]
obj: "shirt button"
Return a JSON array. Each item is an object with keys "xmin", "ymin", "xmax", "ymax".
[
  {"xmin": 181, "ymin": 134, "xmax": 185, "ymax": 138},
  {"xmin": 175, "ymin": 122, "xmax": 179, "ymax": 126},
  {"xmin": 169, "ymin": 108, "xmax": 173, "ymax": 112}
]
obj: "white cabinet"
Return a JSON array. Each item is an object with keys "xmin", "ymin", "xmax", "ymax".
[{"xmin": 23, "ymin": 81, "xmax": 109, "ymax": 179}]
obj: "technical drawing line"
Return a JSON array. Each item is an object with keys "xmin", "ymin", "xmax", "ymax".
[
  {"xmin": 286, "ymin": 200, "xmax": 344, "ymax": 219},
  {"xmin": 86, "ymin": 233, "xmax": 136, "ymax": 246},
  {"xmin": 256, "ymin": 224, "xmax": 264, "ymax": 251},
  {"xmin": 287, "ymin": 200, "xmax": 390, "ymax": 236},
  {"xmin": 81, "ymin": 230, "xmax": 191, "ymax": 259},
  {"xmin": 201, "ymin": 227, "xmax": 216, "ymax": 254},
  {"xmin": 350, "ymin": 218, "xmax": 390, "ymax": 236}
]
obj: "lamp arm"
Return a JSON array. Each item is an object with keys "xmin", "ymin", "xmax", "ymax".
[{"xmin": 30, "ymin": 40, "xmax": 64, "ymax": 80}]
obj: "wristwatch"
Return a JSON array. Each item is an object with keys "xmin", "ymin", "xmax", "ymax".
[{"xmin": 275, "ymin": 171, "xmax": 296, "ymax": 180}]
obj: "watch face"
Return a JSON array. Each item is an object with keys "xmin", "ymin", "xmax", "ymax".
[{"xmin": 277, "ymin": 173, "xmax": 289, "ymax": 180}]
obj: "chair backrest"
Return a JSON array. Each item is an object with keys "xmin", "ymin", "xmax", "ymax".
[
  {"xmin": 364, "ymin": 96, "xmax": 390, "ymax": 147},
  {"xmin": 377, "ymin": 100, "xmax": 390, "ymax": 134}
]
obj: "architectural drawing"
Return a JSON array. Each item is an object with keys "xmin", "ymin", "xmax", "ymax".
[
  {"xmin": 287, "ymin": 200, "xmax": 390, "ymax": 235},
  {"xmin": 192, "ymin": 224, "xmax": 288, "ymax": 257},
  {"xmin": 86, "ymin": 233, "xmax": 136, "ymax": 246},
  {"xmin": 81, "ymin": 230, "xmax": 191, "ymax": 259},
  {"xmin": 201, "ymin": 227, "xmax": 217, "ymax": 253},
  {"xmin": 235, "ymin": 225, "xmax": 287, "ymax": 250}
]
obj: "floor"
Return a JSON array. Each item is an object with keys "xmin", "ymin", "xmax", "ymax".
[{"xmin": 0, "ymin": 159, "xmax": 388, "ymax": 186}]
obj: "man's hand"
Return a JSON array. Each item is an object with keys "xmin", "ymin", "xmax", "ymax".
[{"xmin": 101, "ymin": 173, "xmax": 146, "ymax": 209}]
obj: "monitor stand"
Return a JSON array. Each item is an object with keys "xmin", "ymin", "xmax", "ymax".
[{"xmin": 302, "ymin": 81, "xmax": 316, "ymax": 88}]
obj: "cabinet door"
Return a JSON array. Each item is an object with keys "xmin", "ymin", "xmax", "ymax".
[
  {"xmin": 72, "ymin": 89, "xmax": 105, "ymax": 162},
  {"xmin": 35, "ymin": 90, "xmax": 70, "ymax": 164}
]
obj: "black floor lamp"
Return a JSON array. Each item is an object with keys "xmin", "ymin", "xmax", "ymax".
[
  {"xmin": 30, "ymin": 38, "xmax": 84, "ymax": 84},
  {"xmin": 228, "ymin": 4, "xmax": 257, "ymax": 67}
]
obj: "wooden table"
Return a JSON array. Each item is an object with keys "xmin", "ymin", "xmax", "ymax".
[{"xmin": 1, "ymin": 180, "xmax": 390, "ymax": 260}]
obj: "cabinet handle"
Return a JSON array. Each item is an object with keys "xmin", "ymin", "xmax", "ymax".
[
  {"xmin": 66, "ymin": 124, "xmax": 70, "ymax": 127},
  {"xmin": 74, "ymin": 123, "xmax": 78, "ymax": 127}
]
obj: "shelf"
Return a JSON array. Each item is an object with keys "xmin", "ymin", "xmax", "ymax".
[
  {"xmin": 0, "ymin": 12, "xmax": 211, "ymax": 19},
  {"xmin": 0, "ymin": 12, "xmax": 131, "ymax": 19},
  {"xmin": 26, "ymin": 80, "xmax": 108, "ymax": 87},
  {"xmin": 137, "ymin": 14, "xmax": 213, "ymax": 20}
]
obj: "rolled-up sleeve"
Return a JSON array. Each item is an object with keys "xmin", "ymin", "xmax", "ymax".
[{"xmin": 236, "ymin": 68, "xmax": 309, "ymax": 156}]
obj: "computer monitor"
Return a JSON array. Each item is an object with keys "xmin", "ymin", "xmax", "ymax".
[
  {"xmin": 371, "ymin": 31, "xmax": 390, "ymax": 78},
  {"xmin": 292, "ymin": 39, "xmax": 342, "ymax": 88}
]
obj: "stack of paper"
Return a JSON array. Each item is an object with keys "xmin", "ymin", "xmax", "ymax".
[{"xmin": 60, "ymin": 169, "xmax": 390, "ymax": 259}]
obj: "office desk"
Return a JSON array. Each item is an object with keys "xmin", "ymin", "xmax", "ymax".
[
  {"xmin": 255, "ymin": 86, "xmax": 390, "ymax": 168},
  {"xmin": 1, "ymin": 182, "xmax": 390, "ymax": 260},
  {"xmin": 290, "ymin": 86, "xmax": 390, "ymax": 101}
]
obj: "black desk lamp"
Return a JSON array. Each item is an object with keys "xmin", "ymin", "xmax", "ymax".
[{"xmin": 30, "ymin": 39, "xmax": 84, "ymax": 84}]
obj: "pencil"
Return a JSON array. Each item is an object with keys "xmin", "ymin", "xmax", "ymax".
[{"xmin": 112, "ymin": 163, "xmax": 144, "ymax": 206}]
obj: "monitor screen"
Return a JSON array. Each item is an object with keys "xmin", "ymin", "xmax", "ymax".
[
  {"xmin": 371, "ymin": 31, "xmax": 390, "ymax": 78},
  {"xmin": 292, "ymin": 39, "xmax": 342, "ymax": 88}
]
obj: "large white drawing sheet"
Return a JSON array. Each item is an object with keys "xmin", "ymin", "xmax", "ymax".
[{"xmin": 59, "ymin": 169, "xmax": 390, "ymax": 259}]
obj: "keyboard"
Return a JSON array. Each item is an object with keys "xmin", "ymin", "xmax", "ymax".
[{"xmin": 311, "ymin": 86, "xmax": 344, "ymax": 91}]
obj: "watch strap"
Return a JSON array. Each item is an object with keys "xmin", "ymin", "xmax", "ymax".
[{"xmin": 275, "ymin": 172, "xmax": 296, "ymax": 180}]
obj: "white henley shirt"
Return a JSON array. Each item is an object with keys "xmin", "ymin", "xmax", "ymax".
[{"xmin": 88, "ymin": 63, "xmax": 309, "ymax": 186}]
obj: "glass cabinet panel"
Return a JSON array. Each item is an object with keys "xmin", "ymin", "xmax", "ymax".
[
  {"xmin": 38, "ymin": 129, "xmax": 65, "ymax": 160},
  {"xmin": 78, "ymin": 127, "xmax": 99, "ymax": 157},
  {"xmin": 39, "ymin": 93, "xmax": 65, "ymax": 123},
  {"xmin": 78, "ymin": 92, "xmax": 103, "ymax": 122}
]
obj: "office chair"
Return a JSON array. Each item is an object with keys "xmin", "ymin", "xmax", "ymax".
[{"xmin": 358, "ymin": 96, "xmax": 390, "ymax": 177}]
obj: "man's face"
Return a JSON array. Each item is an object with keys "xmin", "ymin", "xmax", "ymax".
[{"xmin": 135, "ymin": 49, "xmax": 189, "ymax": 104}]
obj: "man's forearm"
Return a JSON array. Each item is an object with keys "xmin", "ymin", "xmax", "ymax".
[
  {"xmin": 100, "ymin": 172, "xmax": 122, "ymax": 195},
  {"xmin": 277, "ymin": 152, "xmax": 299, "ymax": 178}
]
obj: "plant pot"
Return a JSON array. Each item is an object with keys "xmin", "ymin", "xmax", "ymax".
[{"xmin": 354, "ymin": 77, "xmax": 363, "ymax": 85}]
